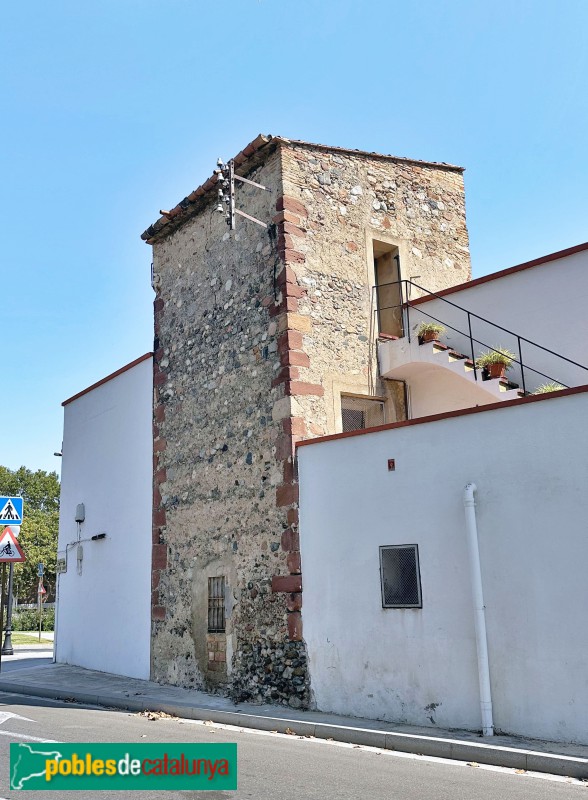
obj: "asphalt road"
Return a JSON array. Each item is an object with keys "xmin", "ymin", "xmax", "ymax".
[{"xmin": 0, "ymin": 691, "xmax": 584, "ymax": 800}]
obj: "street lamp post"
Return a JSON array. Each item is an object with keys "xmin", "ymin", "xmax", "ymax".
[{"xmin": 1, "ymin": 564, "xmax": 14, "ymax": 655}]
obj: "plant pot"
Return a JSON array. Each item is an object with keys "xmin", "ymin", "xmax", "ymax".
[
  {"xmin": 487, "ymin": 362, "xmax": 506, "ymax": 379},
  {"xmin": 419, "ymin": 331, "xmax": 440, "ymax": 345}
]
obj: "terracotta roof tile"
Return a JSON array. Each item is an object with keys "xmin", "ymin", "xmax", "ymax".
[{"xmin": 141, "ymin": 134, "xmax": 465, "ymax": 244}]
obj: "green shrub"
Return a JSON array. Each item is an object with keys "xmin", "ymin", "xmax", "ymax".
[
  {"xmin": 533, "ymin": 382, "xmax": 565, "ymax": 394},
  {"xmin": 12, "ymin": 607, "xmax": 55, "ymax": 631}
]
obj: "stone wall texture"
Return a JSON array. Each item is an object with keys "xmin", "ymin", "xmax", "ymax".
[{"xmin": 148, "ymin": 138, "xmax": 471, "ymax": 708}]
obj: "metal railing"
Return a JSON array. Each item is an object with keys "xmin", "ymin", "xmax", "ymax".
[{"xmin": 374, "ymin": 279, "xmax": 588, "ymax": 394}]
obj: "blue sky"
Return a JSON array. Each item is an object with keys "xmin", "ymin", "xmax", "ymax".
[{"xmin": 2, "ymin": 0, "xmax": 587, "ymax": 474}]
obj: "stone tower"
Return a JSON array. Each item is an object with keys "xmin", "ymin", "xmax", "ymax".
[{"xmin": 142, "ymin": 135, "xmax": 471, "ymax": 705}]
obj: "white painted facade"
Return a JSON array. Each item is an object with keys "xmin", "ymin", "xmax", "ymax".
[
  {"xmin": 55, "ymin": 355, "xmax": 153, "ymax": 679},
  {"xmin": 378, "ymin": 246, "xmax": 588, "ymax": 419},
  {"xmin": 298, "ymin": 390, "xmax": 588, "ymax": 744}
]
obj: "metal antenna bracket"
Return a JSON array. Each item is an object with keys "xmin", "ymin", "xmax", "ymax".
[{"xmin": 216, "ymin": 159, "xmax": 269, "ymax": 230}]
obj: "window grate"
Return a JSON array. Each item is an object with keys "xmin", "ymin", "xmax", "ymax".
[
  {"xmin": 342, "ymin": 407, "xmax": 365, "ymax": 431},
  {"xmin": 208, "ymin": 576, "xmax": 226, "ymax": 632},
  {"xmin": 341, "ymin": 395, "xmax": 385, "ymax": 433},
  {"xmin": 380, "ymin": 545, "xmax": 422, "ymax": 608}
]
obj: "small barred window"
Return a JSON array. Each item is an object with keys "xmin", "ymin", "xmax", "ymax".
[
  {"xmin": 341, "ymin": 395, "xmax": 385, "ymax": 433},
  {"xmin": 208, "ymin": 576, "xmax": 226, "ymax": 632}
]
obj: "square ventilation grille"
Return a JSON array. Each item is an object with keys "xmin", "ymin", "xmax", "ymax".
[{"xmin": 379, "ymin": 544, "xmax": 422, "ymax": 608}]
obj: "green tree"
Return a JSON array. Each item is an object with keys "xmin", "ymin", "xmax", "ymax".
[
  {"xmin": 0, "ymin": 466, "xmax": 60, "ymax": 602},
  {"xmin": 0, "ymin": 466, "xmax": 60, "ymax": 512}
]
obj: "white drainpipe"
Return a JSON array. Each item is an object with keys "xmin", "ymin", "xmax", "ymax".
[{"xmin": 463, "ymin": 483, "xmax": 494, "ymax": 736}]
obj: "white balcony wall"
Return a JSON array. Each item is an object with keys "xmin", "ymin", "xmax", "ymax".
[
  {"xmin": 298, "ymin": 389, "xmax": 588, "ymax": 743},
  {"xmin": 404, "ymin": 247, "xmax": 588, "ymax": 393},
  {"xmin": 55, "ymin": 355, "xmax": 153, "ymax": 679}
]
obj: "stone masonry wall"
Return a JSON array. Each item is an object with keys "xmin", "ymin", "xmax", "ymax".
[
  {"xmin": 149, "ymin": 138, "xmax": 471, "ymax": 710},
  {"xmin": 151, "ymin": 147, "xmax": 310, "ymax": 707},
  {"xmin": 272, "ymin": 143, "xmax": 471, "ymax": 442}
]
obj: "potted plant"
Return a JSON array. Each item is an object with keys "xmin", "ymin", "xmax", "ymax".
[
  {"xmin": 533, "ymin": 382, "xmax": 565, "ymax": 394},
  {"xmin": 417, "ymin": 322, "xmax": 445, "ymax": 345},
  {"xmin": 476, "ymin": 347, "xmax": 516, "ymax": 379}
]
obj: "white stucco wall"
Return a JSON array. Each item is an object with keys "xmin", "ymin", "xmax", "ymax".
[
  {"xmin": 406, "ymin": 365, "xmax": 498, "ymax": 418},
  {"xmin": 407, "ymin": 248, "xmax": 588, "ymax": 393},
  {"xmin": 298, "ymin": 389, "xmax": 588, "ymax": 743},
  {"xmin": 55, "ymin": 355, "xmax": 153, "ymax": 679}
]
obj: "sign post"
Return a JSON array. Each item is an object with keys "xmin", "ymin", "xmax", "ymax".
[
  {"xmin": 37, "ymin": 562, "xmax": 45, "ymax": 643},
  {"xmin": 0, "ymin": 525, "xmax": 27, "ymax": 673},
  {"xmin": 0, "ymin": 564, "xmax": 6, "ymax": 674},
  {"xmin": 0, "ymin": 498, "xmax": 25, "ymax": 658},
  {"xmin": 37, "ymin": 578, "xmax": 46, "ymax": 642},
  {"xmin": 1, "ymin": 564, "xmax": 14, "ymax": 655}
]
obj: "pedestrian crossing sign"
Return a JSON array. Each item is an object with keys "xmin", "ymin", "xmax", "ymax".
[
  {"xmin": 0, "ymin": 527, "xmax": 26, "ymax": 562},
  {"xmin": 0, "ymin": 497, "xmax": 23, "ymax": 526}
]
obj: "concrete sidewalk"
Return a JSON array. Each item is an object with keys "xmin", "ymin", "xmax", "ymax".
[{"xmin": 0, "ymin": 663, "xmax": 586, "ymax": 779}]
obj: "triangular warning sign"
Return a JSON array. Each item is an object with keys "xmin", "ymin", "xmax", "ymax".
[
  {"xmin": 0, "ymin": 527, "xmax": 26, "ymax": 562},
  {"xmin": 0, "ymin": 500, "xmax": 20, "ymax": 522}
]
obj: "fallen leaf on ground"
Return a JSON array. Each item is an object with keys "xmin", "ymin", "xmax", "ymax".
[{"xmin": 138, "ymin": 710, "xmax": 175, "ymax": 721}]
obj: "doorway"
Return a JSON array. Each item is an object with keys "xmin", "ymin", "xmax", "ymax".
[{"xmin": 374, "ymin": 241, "xmax": 403, "ymax": 337}]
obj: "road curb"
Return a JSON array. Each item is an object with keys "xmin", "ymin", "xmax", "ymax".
[{"xmin": 0, "ymin": 679, "xmax": 586, "ymax": 779}]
